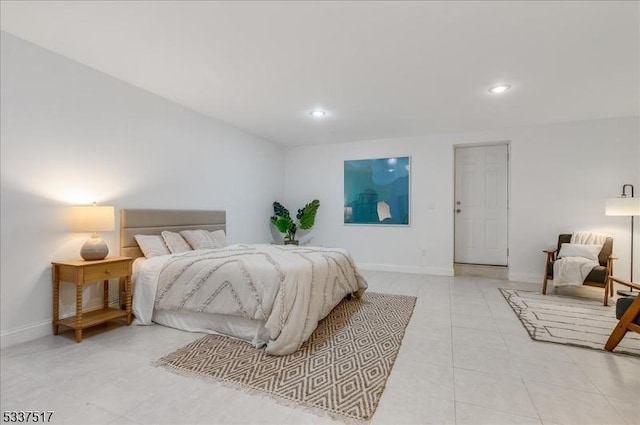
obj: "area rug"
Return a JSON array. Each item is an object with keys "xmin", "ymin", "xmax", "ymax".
[
  {"xmin": 500, "ymin": 288, "xmax": 640, "ymax": 356},
  {"xmin": 155, "ymin": 292, "xmax": 416, "ymax": 422}
]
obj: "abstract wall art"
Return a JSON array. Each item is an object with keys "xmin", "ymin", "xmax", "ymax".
[{"xmin": 344, "ymin": 156, "xmax": 410, "ymax": 225}]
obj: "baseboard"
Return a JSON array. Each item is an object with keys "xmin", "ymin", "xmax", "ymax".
[
  {"xmin": 357, "ymin": 263, "xmax": 454, "ymax": 276},
  {"xmin": 0, "ymin": 299, "xmax": 121, "ymax": 350},
  {"xmin": 454, "ymin": 263, "xmax": 508, "ymax": 280},
  {"xmin": 507, "ymin": 272, "xmax": 542, "ymax": 284},
  {"xmin": 0, "ymin": 319, "xmax": 52, "ymax": 350}
]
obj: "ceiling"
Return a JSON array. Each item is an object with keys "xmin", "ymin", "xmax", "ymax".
[{"xmin": 1, "ymin": 1, "xmax": 638, "ymax": 146}]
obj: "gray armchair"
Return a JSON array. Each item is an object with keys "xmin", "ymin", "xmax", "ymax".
[{"xmin": 542, "ymin": 234, "xmax": 615, "ymax": 305}]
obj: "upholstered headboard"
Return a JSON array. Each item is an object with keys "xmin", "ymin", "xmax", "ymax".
[{"xmin": 120, "ymin": 209, "xmax": 226, "ymax": 259}]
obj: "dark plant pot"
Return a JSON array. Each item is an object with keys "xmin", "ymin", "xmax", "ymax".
[{"xmin": 284, "ymin": 240, "xmax": 299, "ymax": 245}]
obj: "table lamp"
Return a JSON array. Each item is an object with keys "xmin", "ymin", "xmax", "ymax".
[
  {"xmin": 605, "ymin": 184, "xmax": 640, "ymax": 295},
  {"xmin": 72, "ymin": 204, "xmax": 115, "ymax": 261}
]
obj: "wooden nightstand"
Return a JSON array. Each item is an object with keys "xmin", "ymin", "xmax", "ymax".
[{"xmin": 52, "ymin": 256, "xmax": 133, "ymax": 342}]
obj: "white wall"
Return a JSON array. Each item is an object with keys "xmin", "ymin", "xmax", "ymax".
[
  {"xmin": 0, "ymin": 32, "xmax": 284, "ymax": 347},
  {"xmin": 284, "ymin": 117, "xmax": 640, "ymax": 282}
]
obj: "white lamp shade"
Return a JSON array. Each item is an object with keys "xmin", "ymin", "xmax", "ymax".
[
  {"xmin": 605, "ymin": 197, "xmax": 640, "ymax": 216},
  {"xmin": 72, "ymin": 205, "xmax": 115, "ymax": 232}
]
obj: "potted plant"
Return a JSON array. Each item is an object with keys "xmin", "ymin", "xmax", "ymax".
[{"xmin": 270, "ymin": 200, "xmax": 320, "ymax": 245}]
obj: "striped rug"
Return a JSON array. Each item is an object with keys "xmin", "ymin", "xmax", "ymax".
[
  {"xmin": 155, "ymin": 292, "xmax": 416, "ymax": 422},
  {"xmin": 500, "ymin": 288, "xmax": 640, "ymax": 356}
]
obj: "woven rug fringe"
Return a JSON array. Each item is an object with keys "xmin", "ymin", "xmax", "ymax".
[{"xmin": 153, "ymin": 358, "xmax": 370, "ymax": 425}]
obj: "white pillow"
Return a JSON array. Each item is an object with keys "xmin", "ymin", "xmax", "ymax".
[
  {"xmin": 134, "ymin": 234, "xmax": 170, "ymax": 258},
  {"xmin": 210, "ymin": 229, "xmax": 228, "ymax": 248},
  {"xmin": 558, "ymin": 243, "xmax": 601, "ymax": 262},
  {"xmin": 161, "ymin": 231, "xmax": 192, "ymax": 253},
  {"xmin": 180, "ymin": 229, "xmax": 217, "ymax": 250}
]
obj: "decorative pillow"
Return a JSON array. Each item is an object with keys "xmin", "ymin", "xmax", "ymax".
[
  {"xmin": 180, "ymin": 229, "xmax": 217, "ymax": 250},
  {"xmin": 161, "ymin": 231, "xmax": 192, "ymax": 253},
  {"xmin": 210, "ymin": 229, "xmax": 228, "ymax": 248},
  {"xmin": 558, "ymin": 243, "xmax": 601, "ymax": 262},
  {"xmin": 134, "ymin": 234, "xmax": 170, "ymax": 258}
]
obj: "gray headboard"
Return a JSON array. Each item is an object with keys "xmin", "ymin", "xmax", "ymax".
[{"xmin": 120, "ymin": 209, "xmax": 226, "ymax": 259}]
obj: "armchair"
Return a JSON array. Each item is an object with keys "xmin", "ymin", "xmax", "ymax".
[
  {"xmin": 542, "ymin": 234, "xmax": 615, "ymax": 305},
  {"xmin": 605, "ymin": 277, "xmax": 640, "ymax": 352}
]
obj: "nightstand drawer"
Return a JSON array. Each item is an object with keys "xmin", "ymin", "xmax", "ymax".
[{"xmin": 83, "ymin": 261, "xmax": 129, "ymax": 282}]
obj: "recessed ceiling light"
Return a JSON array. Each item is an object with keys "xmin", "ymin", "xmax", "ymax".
[
  {"xmin": 309, "ymin": 109, "xmax": 327, "ymax": 118},
  {"xmin": 488, "ymin": 84, "xmax": 512, "ymax": 94}
]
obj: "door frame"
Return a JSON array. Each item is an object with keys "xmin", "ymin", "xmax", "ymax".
[{"xmin": 453, "ymin": 141, "xmax": 510, "ymax": 266}]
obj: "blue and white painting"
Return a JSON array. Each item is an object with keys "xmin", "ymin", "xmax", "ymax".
[{"xmin": 344, "ymin": 156, "xmax": 410, "ymax": 225}]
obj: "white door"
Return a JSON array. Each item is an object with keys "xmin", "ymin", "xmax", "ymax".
[{"xmin": 454, "ymin": 144, "xmax": 508, "ymax": 266}]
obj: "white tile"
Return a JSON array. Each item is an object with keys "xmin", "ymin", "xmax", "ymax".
[
  {"xmin": 453, "ymin": 345, "xmax": 520, "ymax": 377},
  {"xmin": 454, "ymin": 368, "xmax": 538, "ymax": 418},
  {"xmin": 452, "ymin": 327, "xmax": 507, "ymax": 351},
  {"xmin": 63, "ymin": 403, "xmax": 122, "ymax": 425},
  {"xmin": 14, "ymin": 388, "xmax": 112, "ymax": 425},
  {"xmin": 398, "ymin": 334, "xmax": 453, "ymax": 368},
  {"xmin": 526, "ymin": 380, "xmax": 627, "ymax": 425},
  {"xmin": 281, "ymin": 408, "xmax": 322, "ymax": 425},
  {"xmin": 606, "ymin": 394, "xmax": 640, "ymax": 425},
  {"xmin": 495, "ymin": 319, "xmax": 531, "ymax": 336},
  {"xmin": 81, "ymin": 364, "xmax": 174, "ymax": 415},
  {"xmin": 514, "ymin": 356, "xmax": 601, "ymax": 393},
  {"xmin": 579, "ymin": 363, "xmax": 640, "ymax": 399},
  {"xmin": 371, "ymin": 389, "xmax": 456, "ymax": 425},
  {"xmin": 0, "ymin": 371, "xmax": 50, "ymax": 409},
  {"xmin": 107, "ymin": 416, "xmax": 143, "ymax": 425},
  {"xmin": 386, "ymin": 361, "xmax": 455, "ymax": 401},
  {"xmin": 565, "ymin": 346, "xmax": 640, "ymax": 371},
  {"xmin": 455, "ymin": 402, "xmax": 542, "ymax": 425},
  {"xmin": 451, "ymin": 312, "xmax": 500, "ymax": 332},
  {"xmin": 503, "ymin": 333, "xmax": 574, "ymax": 365}
]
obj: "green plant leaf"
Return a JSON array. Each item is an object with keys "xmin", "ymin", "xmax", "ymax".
[
  {"xmin": 274, "ymin": 216, "xmax": 294, "ymax": 235},
  {"xmin": 272, "ymin": 202, "xmax": 290, "ymax": 219},
  {"xmin": 298, "ymin": 199, "xmax": 320, "ymax": 230}
]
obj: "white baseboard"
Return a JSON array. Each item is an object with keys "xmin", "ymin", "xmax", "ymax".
[
  {"xmin": 0, "ymin": 319, "xmax": 52, "ymax": 350},
  {"xmin": 358, "ymin": 263, "xmax": 454, "ymax": 276},
  {"xmin": 507, "ymin": 272, "xmax": 542, "ymax": 284},
  {"xmin": 0, "ymin": 299, "xmax": 121, "ymax": 350}
]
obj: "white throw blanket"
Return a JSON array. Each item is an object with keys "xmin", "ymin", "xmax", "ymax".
[
  {"xmin": 553, "ymin": 256, "xmax": 598, "ymax": 287},
  {"xmin": 570, "ymin": 231, "xmax": 607, "ymax": 246},
  {"xmin": 553, "ymin": 232, "xmax": 607, "ymax": 287}
]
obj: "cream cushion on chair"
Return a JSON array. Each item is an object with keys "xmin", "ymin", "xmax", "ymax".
[{"xmin": 557, "ymin": 243, "xmax": 602, "ymax": 262}]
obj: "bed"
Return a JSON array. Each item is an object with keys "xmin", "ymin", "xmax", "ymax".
[{"xmin": 120, "ymin": 208, "xmax": 367, "ymax": 355}]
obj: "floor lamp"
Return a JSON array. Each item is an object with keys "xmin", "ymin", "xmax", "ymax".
[{"xmin": 605, "ymin": 184, "xmax": 640, "ymax": 296}]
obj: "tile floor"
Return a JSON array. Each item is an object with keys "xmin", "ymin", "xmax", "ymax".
[{"xmin": 1, "ymin": 271, "xmax": 639, "ymax": 425}]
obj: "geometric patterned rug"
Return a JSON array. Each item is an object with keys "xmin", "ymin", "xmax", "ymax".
[
  {"xmin": 500, "ymin": 288, "xmax": 640, "ymax": 357},
  {"xmin": 155, "ymin": 292, "xmax": 416, "ymax": 422}
]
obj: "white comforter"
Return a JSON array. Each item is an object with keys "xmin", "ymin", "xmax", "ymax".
[{"xmin": 133, "ymin": 244, "xmax": 367, "ymax": 355}]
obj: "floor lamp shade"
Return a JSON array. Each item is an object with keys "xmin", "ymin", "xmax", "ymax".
[
  {"xmin": 72, "ymin": 205, "xmax": 115, "ymax": 261},
  {"xmin": 605, "ymin": 198, "xmax": 640, "ymax": 216},
  {"xmin": 605, "ymin": 190, "xmax": 640, "ymax": 288}
]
